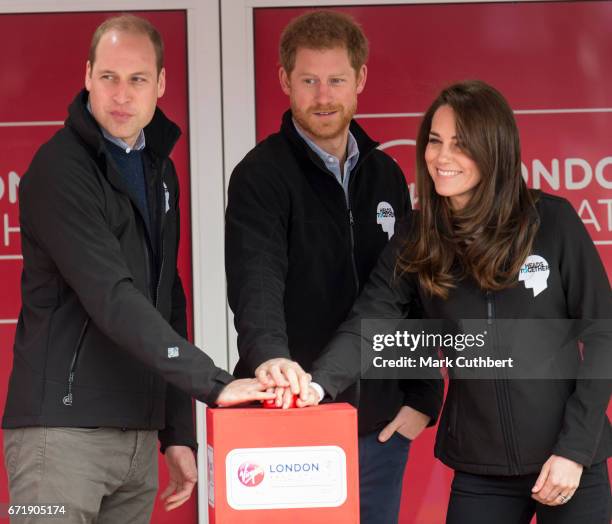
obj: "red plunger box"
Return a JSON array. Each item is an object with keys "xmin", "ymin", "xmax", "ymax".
[{"xmin": 206, "ymin": 403, "xmax": 359, "ymax": 523}]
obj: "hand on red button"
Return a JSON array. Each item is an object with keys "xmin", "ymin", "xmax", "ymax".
[
  {"xmin": 261, "ymin": 386, "xmax": 321, "ymax": 409},
  {"xmin": 262, "ymin": 391, "xmax": 298, "ymax": 409},
  {"xmin": 254, "ymin": 358, "xmax": 311, "ymax": 402}
]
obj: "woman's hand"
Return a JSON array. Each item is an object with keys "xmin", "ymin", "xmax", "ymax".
[
  {"xmin": 531, "ymin": 454, "xmax": 583, "ymax": 506},
  {"xmin": 215, "ymin": 378, "xmax": 276, "ymax": 407},
  {"xmin": 267, "ymin": 385, "xmax": 321, "ymax": 408}
]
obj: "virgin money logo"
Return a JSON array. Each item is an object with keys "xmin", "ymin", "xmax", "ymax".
[{"xmin": 237, "ymin": 462, "xmax": 264, "ymax": 487}]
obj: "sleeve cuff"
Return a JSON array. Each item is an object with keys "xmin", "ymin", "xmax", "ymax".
[
  {"xmin": 159, "ymin": 433, "xmax": 198, "ymax": 454},
  {"xmin": 310, "ymin": 382, "xmax": 325, "ymax": 402},
  {"xmin": 202, "ymin": 369, "xmax": 235, "ymax": 406},
  {"xmin": 403, "ymin": 389, "xmax": 443, "ymax": 426},
  {"xmin": 551, "ymin": 444, "xmax": 594, "ymax": 468},
  {"xmin": 310, "ymin": 373, "xmax": 338, "ymax": 400}
]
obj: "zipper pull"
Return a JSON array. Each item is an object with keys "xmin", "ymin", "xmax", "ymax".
[
  {"xmin": 349, "ymin": 209, "xmax": 354, "ymax": 226},
  {"xmin": 63, "ymin": 372, "xmax": 74, "ymax": 406},
  {"xmin": 486, "ymin": 291, "xmax": 494, "ymax": 325}
]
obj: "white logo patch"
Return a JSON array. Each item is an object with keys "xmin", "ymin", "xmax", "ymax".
[
  {"xmin": 519, "ymin": 255, "xmax": 550, "ymax": 297},
  {"xmin": 376, "ymin": 201, "xmax": 396, "ymax": 239},
  {"xmin": 167, "ymin": 346, "xmax": 179, "ymax": 358},
  {"xmin": 163, "ymin": 182, "xmax": 170, "ymax": 214}
]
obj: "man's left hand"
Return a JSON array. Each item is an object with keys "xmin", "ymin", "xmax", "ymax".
[
  {"xmin": 161, "ymin": 445, "xmax": 198, "ymax": 511},
  {"xmin": 378, "ymin": 405, "xmax": 431, "ymax": 443}
]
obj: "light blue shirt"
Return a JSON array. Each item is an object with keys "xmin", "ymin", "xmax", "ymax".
[
  {"xmin": 293, "ymin": 118, "xmax": 359, "ymax": 204},
  {"xmin": 87, "ymin": 99, "xmax": 145, "ymax": 153}
]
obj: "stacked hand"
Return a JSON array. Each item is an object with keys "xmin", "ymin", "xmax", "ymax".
[
  {"xmin": 267, "ymin": 382, "xmax": 321, "ymax": 409},
  {"xmin": 255, "ymin": 358, "xmax": 311, "ymax": 397},
  {"xmin": 255, "ymin": 357, "xmax": 320, "ymax": 408},
  {"xmin": 215, "ymin": 378, "xmax": 276, "ymax": 407},
  {"xmin": 213, "ymin": 358, "xmax": 316, "ymax": 408}
]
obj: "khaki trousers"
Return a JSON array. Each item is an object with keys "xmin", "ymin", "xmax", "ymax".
[{"xmin": 3, "ymin": 427, "xmax": 158, "ymax": 524}]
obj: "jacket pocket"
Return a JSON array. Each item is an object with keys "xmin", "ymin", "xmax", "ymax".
[{"xmin": 63, "ymin": 318, "xmax": 90, "ymax": 407}]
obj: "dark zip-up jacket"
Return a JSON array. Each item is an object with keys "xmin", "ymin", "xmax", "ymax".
[
  {"xmin": 312, "ymin": 192, "xmax": 612, "ymax": 474},
  {"xmin": 226, "ymin": 111, "xmax": 443, "ymax": 434},
  {"xmin": 2, "ymin": 90, "xmax": 233, "ymax": 451}
]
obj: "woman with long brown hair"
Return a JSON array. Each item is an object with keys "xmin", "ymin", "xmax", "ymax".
[{"xmin": 303, "ymin": 80, "xmax": 612, "ymax": 522}]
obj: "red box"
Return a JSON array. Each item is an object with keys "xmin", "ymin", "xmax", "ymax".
[{"xmin": 206, "ymin": 403, "xmax": 359, "ymax": 523}]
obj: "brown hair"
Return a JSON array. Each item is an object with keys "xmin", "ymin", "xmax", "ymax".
[
  {"xmin": 88, "ymin": 14, "xmax": 164, "ymax": 75},
  {"xmin": 279, "ymin": 10, "xmax": 369, "ymax": 74},
  {"xmin": 397, "ymin": 80, "xmax": 539, "ymax": 298}
]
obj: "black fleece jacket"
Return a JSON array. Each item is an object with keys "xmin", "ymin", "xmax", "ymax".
[
  {"xmin": 312, "ymin": 193, "xmax": 612, "ymax": 474},
  {"xmin": 226, "ymin": 111, "xmax": 443, "ymax": 434},
  {"xmin": 2, "ymin": 90, "xmax": 233, "ymax": 451}
]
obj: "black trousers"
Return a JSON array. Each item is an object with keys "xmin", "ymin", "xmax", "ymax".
[{"xmin": 446, "ymin": 461, "xmax": 611, "ymax": 524}]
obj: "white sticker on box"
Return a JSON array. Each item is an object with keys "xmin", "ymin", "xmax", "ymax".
[
  {"xmin": 226, "ymin": 445, "xmax": 347, "ymax": 510},
  {"xmin": 207, "ymin": 445, "xmax": 214, "ymax": 507}
]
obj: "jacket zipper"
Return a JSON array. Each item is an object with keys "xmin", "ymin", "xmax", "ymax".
[
  {"xmin": 141, "ymin": 233, "xmax": 154, "ymax": 302},
  {"xmin": 148, "ymin": 163, "xmax": 167, "ymax": 425},
  {"xmin": 348, "ymin": 208, "xmax": 360, "ymax": 293},
  {"xmin": 147, "ymin": 228, "xmax": 161, "ymax": 426},
  {"xmin": 487, "ymin": 291, "xmax": 521, "ymax": 474},
  {"xmin": 311, "ymin": 147, "xmax": 368, "ymax": 297},
  {"xmin": 345, "ymin": 178, "xmax": 361, "ymax": 406},
  {"xmin": 154, "ymin": 189, "xmax": 165, "ymax": 307},
  {"xmin": 155, "ymin": 161, "xmax": 167, "ymax": 307},
  {"xmin": 63, "ymin": 318, "xmax": 90, "ymax": 406}
]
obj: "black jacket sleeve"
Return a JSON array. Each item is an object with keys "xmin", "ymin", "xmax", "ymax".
[
  {"xmin": 391, "ymin": 166, "xmax": 442, "ymax": 423},
  {"xmin": 225, "ymin": 159, "xmax": 292, "ymax": 374},
  {"xmin": 551, "ymin": 199, "xmax": 612, "ymax": 467},
  {"xmin": 159, "ymin": 182, "xmax": 197, "ymax": 453},
  {"xmin": 19, "ymin": 148, "xmax": 233, "ymax": 408},
  {"xmin": 310, "ymin": 225, "xmax": 444, "ymax": 424}
]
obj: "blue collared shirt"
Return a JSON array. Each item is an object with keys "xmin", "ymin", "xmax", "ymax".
[
  {"xmin": 87, "ymin": 99, "xmax": 145, "ymax": 153},
  {"xmin": 293, "ymin": 118, "xmax": 359, "ymax": 204}
]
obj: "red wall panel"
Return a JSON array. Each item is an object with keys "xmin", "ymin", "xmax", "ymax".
[
  {"xmin": 254, "ymin": 2, "xmax": 612, "ymax": 522},
  {"xmin": 0, "ymin": 11, "xmax": 195, "ymax": 524}
]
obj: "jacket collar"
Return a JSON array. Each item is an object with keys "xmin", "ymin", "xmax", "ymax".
[
  {"xmin": 280, "ymin": 109, "xmax": 379, "ymax": 172},
  {"xmin": 65, "ymin": 89, "xmax": 181, "ymax": 160}
]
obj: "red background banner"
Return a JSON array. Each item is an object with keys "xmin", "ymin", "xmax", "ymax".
[
  {"xmin": 0, "ymin": 11, "xmax": 195, "ymax": 523},
  {"xmin": 253, "ymin": 2, "xmax": 612, "ymax": 523},
  {"xmin": 254, "ymin": 1, "xmax": 612, "ymax": 267}
]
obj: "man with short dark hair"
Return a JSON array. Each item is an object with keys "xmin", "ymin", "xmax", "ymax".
[
  {"xmin": 2, "ymin": 14, "xmax": 272, "ymax": 524},
  {"xmin": 226, "ymin": 10, "xmax": 442, "ymax": 523}
]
